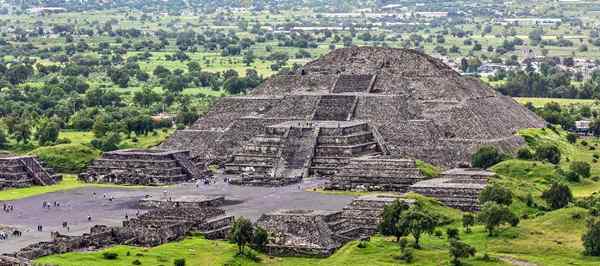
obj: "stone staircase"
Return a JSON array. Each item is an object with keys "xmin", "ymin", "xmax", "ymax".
[
  {"xmin": 327, "ymin": 158, "xmax": 427, "ymax": 192},
  {"xmin": 0, "ymin": 156, "xmax": 58, "ymax": 190},
  {"xmin": 310, "ymin": 122, "xmax": 381, "ymax": 176},
  {"xmin": 197, "ymin": 215, "xmax": 235, "ymax": 240},
  {"xmin": 332, "ymin": 74, "xmax": 376, "ymax": 93},
  {"xmin": 312, "ymin": 95, "xmax": 357, "ymax": 121},
  {"xmin": 80, "ymin": 149, "xmax": 202, "ymax": 185}
]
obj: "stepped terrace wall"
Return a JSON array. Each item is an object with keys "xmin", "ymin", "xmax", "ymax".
[
  {"xmin": 0, "ymin": 156, "xmax": 59, "ymax": 190},
  {"xmin": 80, "ymin": 149, "xmax": 207, "ymax": 185},
  {"xmin": 327, "ymin": 158, "xmax": 427, "ymax": 192}
]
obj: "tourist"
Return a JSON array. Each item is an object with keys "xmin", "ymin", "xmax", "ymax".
[{"xmin": 87, "ymin": 215, "xmax": 92, "ymax": 222}]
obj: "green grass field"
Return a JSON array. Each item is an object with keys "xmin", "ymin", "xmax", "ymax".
[
  {"xmin": 0, "ymin": 175, "xmax": 147, "ymax": 201},
  {"xmin": 514, "ymin": 97, "xmax": 597, "ymax": 107}
]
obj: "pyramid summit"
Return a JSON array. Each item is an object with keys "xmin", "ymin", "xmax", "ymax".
[{"xmin": 160, "ymin": 46, "xmax": 544, "ymax": 184}]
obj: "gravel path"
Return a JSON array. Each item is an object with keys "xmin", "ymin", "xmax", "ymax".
[{"xmin": 0, "ymin": 177, "xmax": 353, "ymax": 254}]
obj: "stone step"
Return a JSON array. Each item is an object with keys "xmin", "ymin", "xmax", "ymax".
[
  {"xmin": 317, "ymin": 131, "xmax": 374, "ymax": 145},
  {"xmin": 89, "ymin": 166, "xmax": 185, "ymax": 176},
  {"xmin": 0, "ymin": 172, "xmax": 30, "ymax": 180},
  {"xmin": 91, "ymin": 158, "xmax": 180, "ymax": 168}
]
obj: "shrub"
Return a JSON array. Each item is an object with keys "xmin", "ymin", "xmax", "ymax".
[
  {"xmin": 447, "ymin": 228, "xmax": 460, "ymax": 240},
  {"xmin": 357, "ymin": 240, "xmax": 368, "ymax": 248},
  {"xmin": 173, "ymin": 258, "xmax": 185, "ymax": 266},
  {"xmin": 102, "ymin": 252, "xmax": 118, "ymax": 260},
  {"xmin": 252, "ymin": 226, "xmax": 268, "ymax": 251},
  {"xmin": 542, "ymin": 182, "xmax": 573, "ymax": 210},
  {"xmin": 132, "ymin": 259, "xmax": 142, "ymax": 265},
  {"xmin": 516, "ymin": 147, "xmax": 532, "ymax": 160},
  {"xmin": 535, "ymin": 144, "xmax": 561, "ymax": 164},
  {"xmin": 449, "ymin": 240, "xmax": 476, "ymax": 266},
  {"xmin": 582, "ymin": 140, "xmax": 589, "ymax": 146},
  {"xmin": 583, "ymin": 218, "xmax": 600, "ymax": 256},
  {"xmin": 229, "ymin": 217, "xmax": 254, "ymax": 254},
  {"xmin": 570, "ymin": 161, "xmax": 591, "ymax": 178},
  {"xmin": 29, "ymin": 144, "xmax": 101, "ymax": 173},
  {"xmin": 565, "ymin": 170, "xmax": 581, "ymax": 182},
  {"xmin": 472, "ymin": 146, "xmax": 504, "ymax": 168},
  {"xmin": 566, "ymin": 133, "xmax": 577, "ymax": 144},
  {"xmin": 397, "ymin": 248, "xmax": 414, "ymax": 263},
  {"xmin": 479, "ymin": 183, "xmax": 513, "ymax": 206}
]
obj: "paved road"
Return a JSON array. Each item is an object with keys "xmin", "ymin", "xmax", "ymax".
[{"xmin": 0, "ymin": 177, "xmax": 353, "ymax": 253}]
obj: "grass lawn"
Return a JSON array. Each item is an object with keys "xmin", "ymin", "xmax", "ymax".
[
  {"xmin": 0, "ymin": 175, "xmax": 146, "ymax": 201},
  {"xmin": 514, "ymin": 97, "xmax": 597, "ymax": 107}
]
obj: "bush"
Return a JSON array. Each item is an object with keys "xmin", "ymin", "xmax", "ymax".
[
  {"xmin": 447, "ymin": 228, "xmax": 460, "ymax": 240},
  {"xmin": 564, "ymin": 170, "xmax": 581, "ymax": 182},
  {"xmin": 29, "ymin": 144, "xmax": 101, "ymax": 173},
  {"xmin": 570, "ymin": 161, "xmax": 591, "ymax": 178},
  {"xmin": 397, "ymin": 248, "xmax": 414, "ymax": 263},
  {"xmin": 252, "ymin": 226, "xmax": 268, "ymax": 251},
  {"xmin": 516, "ymin": 147, "xmax": 532, "ymax": 160},
  {"xmin": 535, "ymin": 144, "xmax": 561, "ymax": 164},
  {"xmin": 357, "ymin": 240, "xmax": 368, "ymax": 248},
  {"xmin": 132, "ymin": 259, "xmax": 141, "ymax": 265},
  {"xmin": 583, "ymin": 218, "xmax": 600, "ymax": 256},
  {"xmin": 542, "ymin": 182, "xmax": 573, "ymax": 210},
  {"xmin": 472, "ymin": 146, "xmax": 504, "ymax": 168},
  {"xmin": 449, "ymin": 240, "xmax": 476, "ymax": 266},
  {"xmin": 102, "ymin": 252, "xmax": 118, "ymax": 260},
  {"xmin": 566, "ymin": 133, "xmax": 577, "ymax": 144},
  {"xmin": 173, "ymin": 258, "xmax": 185, "ymax": 266},
  {"xmin": 479, "ymin": 183, "xmax": 513, "ymax": 206}
]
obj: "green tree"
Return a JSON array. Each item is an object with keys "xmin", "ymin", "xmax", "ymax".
[
  {"xmin": 541, "ymin": 182, "xmax": 573, "ymax": 210},
  {"xmin": 92, "ymin": 116, "xmax": 110, "ymax": 138},
  {"xmin": 471, "ymin": 146, "xmax": 504, "ymax": 168},
  {"xmin": 35, "ymin": 120, "xmax": 60, "ymax": 146},
  {"xmin": 378, "ymin": 200, "xmax": 410, "ymax": 242},
  {"xmin": 570, "ymin": 161, "xmax": 591, "ymax": 178},
  {"xmin": 229, "ymin": 217, "xmax": 254, "ymax": 254},
  {"xmin": 243, "ymin": 50, "xmax": 256, "ymax": 66},
  {"xmin": 253, "ymin": 226, "xmax": 269, "ymax": 252},
  {"xmin": 462, "ymin": 213, "xmax": 475, "ymax": 233},
  {"xmin": 535, "ymin": 144, "xmax": 561, "ymax": 164},
  {"xmin": 583, "ymin": 217, "xmax": 600, "ymax": 256},
  {"xmin": 566, "ymin": 133, "xmax": 577, "ymax": 144},
  {"xmin": 397, "ymin": 205, "xmax": 438, "ymax": 249},
  {"xmin": 478, "ymin": 202, "xmax": 518, "ymax": 236},
  {"xmin": 449, "ymin": 239, "xmax": 476, "ymax": 266},
  {"xmin": 133, "ymin": 86, "xmax": 161, "ymax": 107},
  {"xmin": 12, "ymin": 122, "xmax": 31, "ymax": 144},
  {"xmin": 479, "ymin": 183, "xmax": 513, "ymax": 206}
]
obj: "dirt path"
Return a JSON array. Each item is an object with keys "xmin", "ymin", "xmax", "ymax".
[{"xmin": 499, "ymin": 256, "xmax": 539, "ymax": 266}]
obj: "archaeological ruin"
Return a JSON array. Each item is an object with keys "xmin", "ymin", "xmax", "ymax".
[
  {"xmin": 161, "ymin": 47, "xmax": 544, "ymax": 188},
  {"xmin": 10, "ymin": 203, "xmax": 233, "ymax": 260},
  {"xmin": 256, "ymin": 194, "xmax": 414, "ymax": 257},
  {"xmin": 0, "ymin": 155, "xmax": 60, "ymax": 190},
  {"xmin": 79, "ymin": 149, "xmax": 209, "ymax": 185}
]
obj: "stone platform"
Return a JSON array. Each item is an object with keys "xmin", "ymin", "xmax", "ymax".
[
  {"xmin": 79, "ymin": 149, "xmax": 209, "ymax": 185},
  {"xmin": 0, "ymin": 156, "xmax": 59, "ymax": 190},
  {"xmin": 139, "ymin": 195, "xmax": 225, "ymax": 209},
  {"xmin": 409, "ymin": 168, "xmax": 493, "ymax": 211},
  {"xmin": 326, "ymin": 158, "xmax": 427, "ymax": 192}
]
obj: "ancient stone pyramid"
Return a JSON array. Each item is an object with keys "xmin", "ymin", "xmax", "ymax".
[{"xmin": 161, "ymin": 47, "xmax": 544, "ymax": 181}]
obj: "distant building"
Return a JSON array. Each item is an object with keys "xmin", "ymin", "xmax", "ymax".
[{"xmin": 575, "ymin": 120, "xmax": 592, "ymax": 134}]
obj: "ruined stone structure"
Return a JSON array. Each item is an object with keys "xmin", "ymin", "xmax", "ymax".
[
  {"xmin": 139, "ymin": 195, "xmax": 225, "ymax": 209},
  {"xmin": 409, "ymin": 169, "xmax": 494, "ymax": 211},
  {"xmin": 79, "ymin": 149, "xmax": 209, "ymax": 185},
  {"xmin": 11, "ymin": 206, "xmax": 233, "ymax": 260},
  {"xmin": 161, "ymin": 47, "xmax": 544, "ymax": 185},
  {"xmin": 256, "ymin": 195, "xmax": 414, "ymax": 257},
  {"xmin": 0, "ymin": 156, "xmax": 59, "ymax": 190},
  {"xmin": 326, "ymin": 158, "xmax": 427, "ymax": 192}
]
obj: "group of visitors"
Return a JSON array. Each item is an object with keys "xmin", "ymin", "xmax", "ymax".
[{"xmin": 2, "ymin": 204, "xmax": 14, "ymax": 213}]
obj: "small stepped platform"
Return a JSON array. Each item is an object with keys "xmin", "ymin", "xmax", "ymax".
[
  {"xmin": 326, "ymin": 158, "xmax": 427, "ymax": 192},
  {"xmin": 409, "ymin": 168, "xmax": 493, "ymax": 211},
  {"xmin": 0, "ymin": 156, "xmax": 60, "ymax": 190},
  {"xmin": 80, "ymin": 149, "xmax": 208, "ymax": 186},
  {"xmin": 139, "ymin": 195, "xmax": 225, "ymax": 209},
  {"xmin": 340, "ymin": 194, "xmax": 415, "ymax": 237}
]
